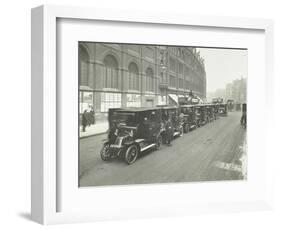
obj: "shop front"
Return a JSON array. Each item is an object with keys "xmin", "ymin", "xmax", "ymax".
[
  {"xmin": 126, "ymin": 94, "xmax": 141, "ymax": 107},
  {"xmin": 144, "ymin": 95, "xmax": 155, "ymax": 107},
  {"xmin": 79, "ymin": 86, "xmax": 94, "ymax": 114}
]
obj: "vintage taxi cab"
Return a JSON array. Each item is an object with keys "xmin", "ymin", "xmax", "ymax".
[
  {"xmin": 100, "ymin": 107, "xmax": 163, "ymax": 164},
  {"xmin": 157, "ymin": 105, "xmax": 184, "ymax": 138},
  {"xmin": 213, "ymin": 104, "xmax": 220, "ymax": 120},
  {"xmin": 194, "ymin": 105, "xmax": 208, "ymax": 127},
  {"xmin": 206, "ymin": 105, "xmax": 215, "ymax": 122},
  {"xmin": 219, "ymin": 103, "xmax": 228, "ymax": 116},
  {"xmin": 227, "ymin": 99, "xmax": 235, "ymax": 112},
  {"xmin": 180, "ymin": 105, "xmax": 198, "ymax": 133}
]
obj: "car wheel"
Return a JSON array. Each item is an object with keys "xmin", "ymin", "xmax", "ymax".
[
  {"xmin": 161, "ymin": 132, "xmax": 167, "ymax": 144},
  {"xmin": 179, "ymin": 126, "xmax": 184, "ymax": 137},
  {"xmin": 184, "ymin": 124, "xmax": 189, "ymax": 133},
  {"xmin": 124, "ymin": 145, "xmax": 139, "ymax": 165},
  {"xmin": 155, "ymin": 135, "xmax": 162, "ymax": 150},
  {"xmin": 100, "ymin": 144, "xmax": 111, "ymax": 161}
]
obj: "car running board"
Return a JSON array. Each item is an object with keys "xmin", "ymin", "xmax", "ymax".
[
  {"xmin": 140, "ymin": 143, "xmax": 156, "ymax": 152},
  {"xmin": 135, "ymin": 139, "xmax": 145, "ymax": 143}
]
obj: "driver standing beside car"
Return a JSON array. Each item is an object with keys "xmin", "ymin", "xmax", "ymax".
[
  {"xmin": 165, "ymin": 117, "xmax": 173, "ymax": 146},
  {"xmin": 179, "ymin": 111, "xmax": 184, "ymax": 124}
]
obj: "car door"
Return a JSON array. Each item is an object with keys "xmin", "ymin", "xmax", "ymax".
[{"xmin": 146, "ymin": 110, "xmax": 161, "ymax": 140}]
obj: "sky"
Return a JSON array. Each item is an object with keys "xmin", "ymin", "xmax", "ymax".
[{"xmin": 197, "ymin": 48, "xmax": 248, "ymax": 93}]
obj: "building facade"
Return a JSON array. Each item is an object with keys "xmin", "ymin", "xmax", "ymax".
[
  {"xmin": 224, "ymin": 78, "xmax": 247, "ymax": 103},
  {"xmin": 79, "ymin": 42, "xmax": 206, "ymax": 121},
  {"xmin": 207, "ymin": 78, "xmax": 247, "ymax": 104}
]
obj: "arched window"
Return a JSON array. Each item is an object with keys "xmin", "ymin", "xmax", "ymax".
[
  {"xmin": 146, "ymin": 67, "xmax": 154, "ymax": 92},
  {"xmin": 103, "ymin": 54, "xmax": 118, "ymax": 89},
  {"xmin": 79, "ymin": 45, "xmax": 89, "ymax": 86},
  {"xmin": 128, "ymin": 62, "xmax": 139, "ymax": 90}
]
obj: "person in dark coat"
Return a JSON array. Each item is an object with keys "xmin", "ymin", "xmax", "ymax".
[
  {"xmin": 240, "ymin": 103, "xmax": 247, "ymax": 128},
  {"xmin": 165, "ymin": 117, "xmax": 174, "ymax": 146},
  {"xmin": 90, "ymin": 107, "xmax": 95, "ymax": 125},
  {"xmin": 82, "ymin": 110, "xmax": 88, "ymax": 132}
]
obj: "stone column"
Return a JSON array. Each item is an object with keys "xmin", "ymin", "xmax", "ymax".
[
  {"xmin": 95, "ymin": 63, "xmax": 104, "ymax": 90},
  {"xmin": 88, "ymin": 60, "xmax": 95, "ymax": 89},
  {"xmin": 121, "ymin": 68, "xmax": 127, "ymax": 107}
]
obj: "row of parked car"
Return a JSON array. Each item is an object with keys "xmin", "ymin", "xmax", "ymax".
[{"xmin": 100, "ymin": 103, "xmax": 228, "ymax": 164}]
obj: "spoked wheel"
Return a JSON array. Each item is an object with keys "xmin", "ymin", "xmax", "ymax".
[
  {"xmin": 124, "ymin": 145, "xmax": 139, "ymax": 165},
  {"xmin": 179, "ymin": 126, "xmax": 184, "ymax": 137},
  {"xmin": 100, "ymin": 144, "xmax": 111, "ymax": 161},
  {"xmin": 183, "ymin": 124, "xmax": 189, "ymax": 133},
  {"xmin": 155, "ymin": 135, "xmax": 162, "ymax": 150}
]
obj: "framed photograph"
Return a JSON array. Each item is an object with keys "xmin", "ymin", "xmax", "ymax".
[{"xmin": 31, "ymin": 5, "xmax": 274, "ymax": 224}]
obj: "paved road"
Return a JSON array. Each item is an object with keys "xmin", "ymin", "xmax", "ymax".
[{"xmin": 79, "ymin": 112, "xmax": 247, "ymax": 187}]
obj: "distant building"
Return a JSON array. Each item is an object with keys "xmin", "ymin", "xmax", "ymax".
[
  {"xmin": 79, "ymin": 43, "xmax": 206, "ymax": 121},
  {"xmin": 208, "ymin": 78, "xmax": 247, "ymax": 104}
]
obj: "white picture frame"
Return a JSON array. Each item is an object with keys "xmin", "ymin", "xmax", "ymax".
[{"xmin": 31, "ymin": 5, "xmax": 274, "ymax": 225}]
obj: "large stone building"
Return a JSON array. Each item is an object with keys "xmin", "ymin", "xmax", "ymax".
[{"xmin": 79, "ymin": 42, "xmax": 206, "ymax": 121}]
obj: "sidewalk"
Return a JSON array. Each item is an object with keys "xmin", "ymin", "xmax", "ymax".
[{"xmin": 80, "ymin": 122, "xmax": 109, "ymax": 138}]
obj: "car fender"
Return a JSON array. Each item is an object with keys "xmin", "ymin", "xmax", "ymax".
[
  {"xmin": 123, "ymin": 140, "xmax": 135, "ymax": 146},
  {"xmin": 124, "ymin": 141, "xmax": 141, "ymax": 154},
  {"xmin": 102, "ymin": 139, "xmax": 110, "ymax": 145}
]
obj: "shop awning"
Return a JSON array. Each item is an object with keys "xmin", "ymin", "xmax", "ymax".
[
  {"xmin": 168, "ymin": 94, "xmax": 178, "ymax": 104},
  {"xmin": 196, "ymin": 96, "xmax": 204, "ymax": 104}
]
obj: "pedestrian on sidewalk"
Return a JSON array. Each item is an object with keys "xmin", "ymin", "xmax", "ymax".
[
  {"xmin": 240, "ymin": 103, "xmax": 247, "ymax": 128},
  {"xmin": 90, "ymin": 107, "xmax": 95, "ymax": 125},
  {"xmin": 82, "ymin": 110, "xmax": 88, "ymax": 132}
]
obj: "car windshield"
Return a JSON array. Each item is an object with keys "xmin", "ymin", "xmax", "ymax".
[{"xmin": 111, "ymin": 111, "xmax": 137, "ymax": 125}]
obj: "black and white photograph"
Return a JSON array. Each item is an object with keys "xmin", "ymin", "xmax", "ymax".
[{"xmin": 78, "ymin": 42, "xmax": 247, "ymax": 187}]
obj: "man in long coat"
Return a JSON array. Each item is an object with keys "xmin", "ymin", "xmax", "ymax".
[
  {"xmin": 165, "ymin": 117, "xmax": 174, "ymax": 146},
  {"xmin": 82, "ymin": 110, "xmax": 88, "ymax": 132},
  {"xmin": 240, "ymin": 103, "xmax": 247, "ymax": 128}
]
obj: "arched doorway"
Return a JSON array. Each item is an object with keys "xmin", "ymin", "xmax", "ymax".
[
  {"xmin": 127, "ymin": 62, "xmax": 141, "ymax": 107},
  {"xmin": 103, "ymin": 54, "xmax": 119, "ymax": 89},
  {"xmin": 145, "ymin": 67, "xmax": 154, "ymax": 92},
  {"xmin": 100, "ymin": 54, "xmax": 121, "ymax": 112},
  {"xmin": 128, "ymin": 62, "xmax": 139, "ymax": 90}
]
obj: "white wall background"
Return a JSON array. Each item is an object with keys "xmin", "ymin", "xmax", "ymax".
[{"xmin": 0, "ymin": 0, "xmax": 280, "ymax": 229}]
